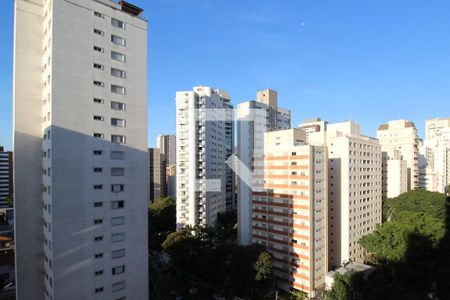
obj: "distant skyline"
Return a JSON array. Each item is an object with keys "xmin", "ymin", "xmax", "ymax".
[{"xmin": 2, "ymin": 0, "xmax": 450, "ymax": 149}]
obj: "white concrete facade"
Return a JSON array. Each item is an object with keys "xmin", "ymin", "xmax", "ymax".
[
  {"xmin": 13, "ymin": 1, "xmax": 148, "ymax": 299},
  {"xmin": 377, "ymin": 120, "xmax": 419, "ymax": 191},
  {"xmin": 325, "ymin": 122, "xmax": 382, "ymax": 268},
  {"xmin": 421, "ymin": 118, "xmax": 450, "ymax": 193},
  {"xmin": 237, "ymin": 89, "xmax": 291, "ymax": 245},
  {"xmin": 381, "ymin": 149, "xmax": 407, "ymax": 199},
  {"xmin": 175, "ymin": 86, "xmax": 234, "ymax": 228},
  {"xmin": 252, "ymin": 129, "xmax": 327, "ymax": 296}
]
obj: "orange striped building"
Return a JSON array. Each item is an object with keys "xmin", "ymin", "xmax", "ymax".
[{"xmin": 252, "ymin": 129, "xmax": 328, "ymax": 296}]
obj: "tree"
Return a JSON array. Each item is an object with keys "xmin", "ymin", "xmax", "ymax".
[
  {"xmin": 254, "ymin": 251, "xmax": 272, "ymax": 281},
  {"xmin": 355, "ymin": 190, "xmax": 450, "ymax": 299},
  {"xmin": 149, "ymin": 197, "xmax": 176, "ymax": 249},
  {"xmin": 325, "ymin": 274, "xmax": 353, "ymax": 300}
]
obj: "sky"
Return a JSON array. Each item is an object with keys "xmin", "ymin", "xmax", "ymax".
[{"xmin": 1, "ymin": 0, "xmax": 450, "ymax": 150}]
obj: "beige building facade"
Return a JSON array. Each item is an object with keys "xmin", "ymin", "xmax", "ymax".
[
  {"xmin": 377, "ymin": 120, "xmax": 419, "ymax": 191},
  {"xmin": 252, "ymin": 129, "xmax": 327, "ymax": 296}
]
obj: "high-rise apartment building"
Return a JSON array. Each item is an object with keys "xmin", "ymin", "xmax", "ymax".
[
  {"xmin": 0, "ymin": 147, "xmax": 13, "ymax": 208},
  {"xmin": 418, "ymin": 142, "xmax": 439, "ymax": 191},
  {"xmin": 13, "ymin": 1, "xmax": 148, "ymax": 299},
  {"xmin": 377, "ymin": 120, "xmax": 419, "ymax": 191},
  {"xmin": 302, "ymin": 120, "xmax": 382, "ymax": 268},
  {"xmin": 149, "ymin": 148, "xmax": 166, "ymax": 201},
  {"xmin": 156, "ymin": 134, "xmax": 176, "ymax": 166},
  {"xmin": 155, "ymin": 135, "xmax": 176, "ymax": 199},
  {"xmin": 175, "ymin": 86, "xmax": 234, "ymax": 228},
  {"xmin": 237, "ymin": 89, "xmax": 291, "ymax": 245},
  {"xmin": 381, "ymin": 149, "xmax": 408, "ymax": 199},
  {"xmin": 422, "ymin": 118, "xmax": 450, "ymax": 193},
  {"xmin": 325, "ymin": 121, "xmax": 382, "ymax": 268},
  {"xmin": 252, "ymin": 129, "xmax": 327, "ymax": 296},
  {"xmin": 298, "ymin": 118, "xmax": 328, "ymax": 145}
]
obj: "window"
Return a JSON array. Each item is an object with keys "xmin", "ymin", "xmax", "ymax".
[
  {"xmin": 94, "ymin": 46, "xmax": 104, "ymax": 52},
  {"xmin": 95, "ymin": 270, "xmax": 104, "ymax": 276},
  {"xmin": 94, "ymin": 28, "xmax": 104, "ymax": 35},
  {"xmin": 111, "ymin": 18, "xmax": 125, "ymax": 29},
  {"xmin": 111, "ymin": 118, "xmax": 126, "ymax": 127},
  {"xmin": 111, "ymin": 35, "xmax": 126, "ymax": 46},
  {"xmin": 111, "ymin": 84, "xmax": 125, "ymax": 94},
  {"xmin": 111, "ymin": 185, "xmax": 124, "ymax": 193},
  {"xmin": 94, "ymin": 184, "xmax": 103, "ymax": 190},
  {"xmin": 111, "ymin": 217, "xmax": 125, "ymax": 226},
  {"xmin": 93, "ymin": 133, "xmax": 104, "ymax": 138},
  {"xmin": 94, "ymin": 81, "xmax": 104, "ymax": 87},
  {"xmin": 112, "ymin": 248, "xmax": 125, "ymax": 259},
  {"xmin": 94, "ymin": 11, "xmax": 104, "ymax": 18},
  {"xmin": 111, "ymin": 68, "xmax": 126, "ymax": 78},
  {"xmin": 93, "ymin": 115, "xmax": 104, "ymax": 121},
  {"xmin": 94, "ymin": 63, "xmax": 104, "ymax": 70},
  {"xmin": 111, "ymin": 233, "xmax": 125, "ymax": 243},
  {"xmin": 111, "ymin": 200, "xmax": 124, "ymax": 208},
  {"xmin": 94, "ymin": 236, "xmax": 103, "ymax": 242},
  {"xmin": 111, "ymin": 168, "xmax": 125, "ymax": 176},
  {"xmin": 95, "ymin": 287, "xmax": 104, "ymax": 293},
  {"xmin": 111, "ymin": 51, "xmax": 125, "ymax": 62},
  {"xmin": 93, "ymin": 150, "xmax": 103, "ymax": 155},
  {"xmin": 94, "ymin": 98, "xmax": 104, "ymax": 104},
  {"xmin": 111, "ymin": 151, "xmax": 125, "ymax": 160},
  {"xmin": 94, "ymin": 253, "xmax": 104, "ymax": 259},
  {"xmin": 112, "ymin": 265, "xmax": 125, "ymax": 275},
  {"xmin": 94, "ymin": 167, "xmax": 103, "ymax": 173},
  {"xmin": 112, "ymin": 281, "xmax": 125, "ymax": 292},
  {"xmin": 111, "ymin": 101, "xmax": 126, "ymax": 110},
  {"xmin": 111, "ymin": 135, "xmax": 126, "ymax": 144},
  {"xmin": 94, "ymin": 201, "xmax": 103, "ymax": 207}
]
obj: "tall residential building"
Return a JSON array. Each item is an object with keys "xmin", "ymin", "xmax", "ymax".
[
  {"xmin": 156, "ymin": 135, "xmax": 176, "ymax": 199},
  {"xmin": 381, "ymin": 149, "xmax": 408, "ymax": 199},
  {"xmin": 175, "ymin": 86, "xmax": 234, "ymax": 228},
  {"xmin": 156, "ymin": 134, "xmax": 176, "ymax": 166},
  {"xmin": 302, "ymin": 120, "xmax": 383, "ymax": 268},
  {"xmin": 13, "ymin": 1, "xmax": 148, "ymax": 299},
  {"xmin": 237, "ymin": 89, "xmax": 291, "ymax": 245},
  {"xmin": 149, "ymin": 148, "xmax": 167, "ymax": 201},
  {"xmin": 377, "ymin": 120, "xmax": 419, "ymax": 191},
  {"xmin": 298, "ymin": 118, "xmax": 328, "ymax": 145},
  {"xmin": 252, "ymin": 129, "xmax": 327, "ymax": 296},
  {"xmin": 422, "ymin": 118, "xmax": 450, "ymax": 193},
  {"xmin": 418, "ymin": 142, "xmax": 438, "ymax": 191},
  {"xmin": 326, "ymin": 121, "xmax": 382, "ymax": 268},
  {"xmin": 0, "ymin": 147, "xmax": 13, "ymax": 208}
]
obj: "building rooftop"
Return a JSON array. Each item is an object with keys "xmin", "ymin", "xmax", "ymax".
[{"xmin": 118, "ymin": 1, "xmax": 143, "ymax": 17}]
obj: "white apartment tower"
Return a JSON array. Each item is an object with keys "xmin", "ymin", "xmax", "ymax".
[
  {"xmin": 418, "ymin": 142, "xmax": 439, "ymax": 191},
  {"xmin": 13, "ymin": 1, "xmax": 148, "ymax": 299},
  {"xmin": 301, "ymin": 120, "xmax": 382, "ymax": 268},
  {"xmin": 377, "ymin": 120, "xmax": 419, "ymax": 191},
  {"xmin": 422, "ymin": 118, "xmax": 450, "ymax": 193},
  {"xmin": 175, "ymin": 86, "xmax": 234, "ymax": 228},
  {"xmin": 237, "ymin": 89, "xmax": 291, "ymax": 245},
  {"xmin": 326, "ymin": 122, "xmax": 382, "ymax": 268},
  {"xmin": 382, "ymin": 149, "xmax": 408, "ymax": 199},
  {"xmin": 252, "ymin": 129, "xmax": 327, "ymax": 296}
]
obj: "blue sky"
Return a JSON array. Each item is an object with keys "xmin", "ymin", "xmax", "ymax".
[{"xmin": 1, "ymin": 0, "xmax": 450, "ymax": 149}]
